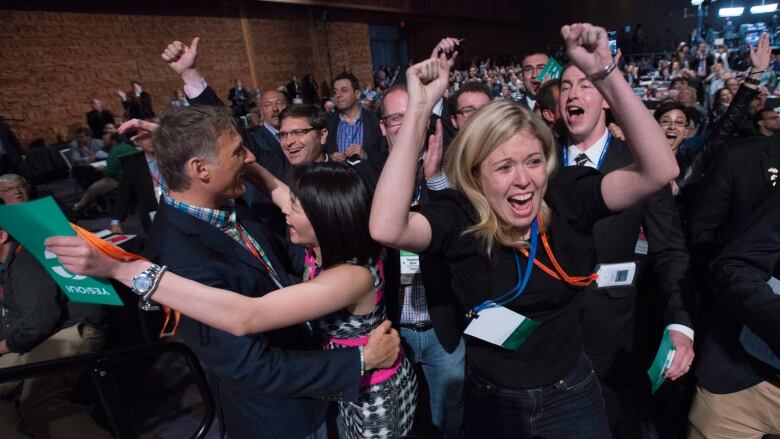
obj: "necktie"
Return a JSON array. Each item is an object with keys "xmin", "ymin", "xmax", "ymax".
[{"xmin": 574, "ymin": 153, "xmax": 589, "ymax": 167}]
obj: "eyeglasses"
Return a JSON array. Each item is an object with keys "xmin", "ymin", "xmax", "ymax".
[
  {"xmin": 277, "ymin": 127, "xmax": 316, "ymax": 141},
  {"xmin": 522, "ymin": 64, "xmax": 546, "ymax": 75},
  {"xmin": 659, "ymin": 118, "xmax": 688, "ymax": 128},
  {"xmin": 456, "ymin": 106, "xmax": 477, "ymax": 117},
  {"xmin": 381, "ymin": 113, "xmax": 405, "ymax": 127},
  {"xmin": 0, "ymin": 184, "xmax": 26, "ymax": 193}
]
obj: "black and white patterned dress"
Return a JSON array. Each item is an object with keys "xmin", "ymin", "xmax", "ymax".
[{"xmin": 306, "ymin": 250, "xmax": 418, "ymax": 439}]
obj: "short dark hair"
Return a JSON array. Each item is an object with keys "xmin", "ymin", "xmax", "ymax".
[
  {"xmin": 279, "ymin": 104, "xmax": 328, "ymax": 131},
  {"xmin": 670, "ymin": 77, "xmax": 689, "ymax": 88},
  {"xmin": 289, "ymin": 162, "xmax": 380, "ymax": 269},
  {"xmin": 154, "ymin": 105, "xmax": 235, "ymax": 192},
  {"xmin": 74, "ymin": 127, "xmax": 92, "ymax": 137},
  {"xmin": 755, "ymin": 107, "xmax": 777, "ymax": 123},
  {"xmin": 521, "ymin": 51, "xmax": 548, "ymax": 67},
  {"xmin": 378, "ymin": 83, "xmax": 407, "ymax": 119},
  {"xmin": 535, "ymin": 79, "xmax": 561, "ymax": 113},
  {"xmin": 332, "ymin": 72, "xmax": 360, "ymax": 91},
  {"xmin": 449, "ymin": 82, "xmax": 493, "ymax": 115},
  {"xmin": 653, "ymin": 101, "xmax": 689, "ymax": 122}
]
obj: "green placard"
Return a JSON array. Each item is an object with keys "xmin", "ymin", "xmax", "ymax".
[
  {"xmin": 536, "ymin": 58, "xmax": 563, "ymax": 82},
  {"xmin": 647, "ymin": 330, "xmax": 675, "ymax": 394},
  {"xmin": 0, "ymin": 197, "xmax": 123, "ymax": 306}
]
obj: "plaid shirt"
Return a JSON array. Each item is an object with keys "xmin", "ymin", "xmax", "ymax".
[
  {"xmin": 162, "ymin": 193, "xmax": 281, "ymax": 286},
  {"xmin": 336, "ymin": 109, "xmax": 364, "ymax": 153}
]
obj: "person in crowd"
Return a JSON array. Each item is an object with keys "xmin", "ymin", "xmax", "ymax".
[
  {"xmin": 448, "ymin": 82, "xmax": 491, "ymax": 131},
  {"xmin": 68, "ymin": 127, "xmax": 106, "ymax": 165},
  {"xmin": 47, "ymin": 111, "xmax": 415, "ymax": 438},
  {"xmin": 228, "ymin": 79, "xmax": 249, "ymax": 117},
  {"xmin": 170, "ymin": 87, "xmax": 189, "ymax": 109},
  {"xmin": 0, "ymin": 173, "xmax": 29, "ymax": 204},
  {"xmin": 72, "ymin": 132, "xmax": 136, "ymax": 212},
  {"xmin": 109, "ymin": 128, "xmax": 163, "ymax": 234},
  {"xmin": 535, "ymin": 79, "xmax": 563, "ymax": 139},
  {"xmin": 688, "ymin": 189, "xmax": 780, "ymax": 438},
  {"xmin": 249, "ymin": 89, "xmax": 289, "ymax": 180},
  {"xmin": 326, "ymin": 72, "xmax": 384, "ymax": 172},
  {"xmin": 708, "ymin": 87, "xmax": 732, "ymax": 126},
  {"xmin": 286, "ymin": 74, "xmax": 302, "ymax": 102},
  {"xmin": 519, "ymin": 52, "xmax": 549, "ymax": 110},
  {"xmin": 323, "ymin": 99, "xmax": 335, "ymax": 115},
  {"xmin": 725, "ymin": 76, "xmax": 740, "ymax": 96},
  {"xmin": 755, "ymin": 108, "xmax": 780, "ymax": 137},
  {"xmin": 378, "ymin": 79, "xmax": 466, "ymax": 438},
  {"xmin": 370, "ymin": 24, "xmax": 678, "ymax": 438},
  {"xmin": 85, "ymin": 99, "xmax": 114, "ymax": 139},
  {"xmin": 0, "ymin": 226, "xmax": 109, "ymax": 439},
  {"xmin": 77, "ymin": 101, "xmax": 402, "ymax": 438},
  {"xmin": 301, "ymin": 74, "xmax": 320, "ymax": 105},
  {"xmin": 558, "ymin": 54, "xmax": 694, "ymax": 434},
  {"xmin": 118, "ymin": 81, "xmax": 155, "ymax": 120},
  {"xmin": 677, "ymin": 86, "xmax": 706, "ymax": 133}
]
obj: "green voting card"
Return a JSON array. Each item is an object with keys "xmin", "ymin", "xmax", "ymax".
[
  {"xmin": 647, "ymin": 330, "xmax": 676, "ymax": 394},
  {"xmin": 536, "ymin": 58, "xmax": 563, "ymax": 82},
  {"xmin": 0, "ymin": 197, "xmax": 123, "ymax": 306}
]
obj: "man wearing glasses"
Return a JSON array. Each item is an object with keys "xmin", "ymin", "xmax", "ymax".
[
  {"xmin": 520, "ymin": 52, "xmax": 550, "ymax": 110},
  {"xmin": 448, "ymin": 82, "xmax": 491, "ymax": 131}
]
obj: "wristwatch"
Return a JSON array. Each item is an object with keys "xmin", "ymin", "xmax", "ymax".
[{"xmin": 131, "ymin": 264, "xmax": 167, "ymax": 301}]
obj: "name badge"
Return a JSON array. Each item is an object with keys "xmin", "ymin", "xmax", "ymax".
[
  {"xmin": 634, "ymin": 227, "xmax": 648, "ymax": 256},
  {"xmin": 464, "ymin": 306, "xmax": 540, "ymax": 351},
  {"xmin": 595, "ymin": 262, "xmax": 637, "ymax": 288},
  {"xmin": 400, "ymin": 250, "xmax": 420, "ymax": 285}
]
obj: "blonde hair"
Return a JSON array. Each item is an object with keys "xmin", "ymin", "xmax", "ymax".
[{"xmin": 444, "ymin": 100, "xmax": 557, "ymax": 255}]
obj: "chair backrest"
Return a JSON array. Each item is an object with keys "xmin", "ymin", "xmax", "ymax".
[{"xmin": 58, "ymin": 148, "xmax": 73, "ymax": 170}]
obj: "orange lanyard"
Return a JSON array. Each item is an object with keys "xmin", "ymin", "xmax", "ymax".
[
  {"xmin": 72, "ymin": 223, "xmax": 180, "ymax": 337},
  {"xmin": 235, "ymin": 225, "xmax": 283, "ymax": 289},
  {"xmin": 517, "ymin": 215, "xmax": 598, "ymax": 288}
]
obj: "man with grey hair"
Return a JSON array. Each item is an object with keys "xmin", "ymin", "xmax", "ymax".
[{"xmin": 0, "ymin": 174, "xmax": 29, "ymax": 204}]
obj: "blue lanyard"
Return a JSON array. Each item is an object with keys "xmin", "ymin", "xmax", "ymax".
[
  {"xmin": 562, "ymin": 133, "xmax": 612, "ymax": 170},
  {"xmin": 471, "ymin": 218, "xmax": 539, "ymax": 314}
]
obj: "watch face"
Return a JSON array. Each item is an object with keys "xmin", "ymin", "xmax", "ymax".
[{"xmin": 134, "ymin": 276, "xmax": 153, "ymax": 292}]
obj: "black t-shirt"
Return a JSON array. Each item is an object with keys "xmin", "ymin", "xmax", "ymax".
[{"xmin": 418, "ymin": 166, "xmax": 611, "ymax": 388}]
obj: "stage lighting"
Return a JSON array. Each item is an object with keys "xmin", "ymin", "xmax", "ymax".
[
  {"xmin": 751, "ymin": 3, "xmax": 778, "ymax": 13},
  {"xmin": 719, "ymin": 6, "xmax": 745, "ymax": 16}
]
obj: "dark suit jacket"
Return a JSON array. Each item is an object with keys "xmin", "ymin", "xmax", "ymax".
[
  {"xmin": 325, "ymin": 109, "xmax": 385, "ymax": 173},
  {"xmin": 690, "ymin": 135, "xmax": 780, "ymax": 253},
  {"xmin": 0, "ymin": 121, "xmax": 31, "ymax": 179},
  {"xmin": 383, "ymin": 184, "xmax": 464, "ymax": 353},
  {"xmin": 144, "ymin": 201, "xmax": 359, "ymax": 438},
  {"xmin": 561, "ymin": 139, "xmax": 693, "ymax": 367},
  {"xmin": 700, "ymin": 188, "xmax": 780, "ymax": 393},
  {"xmin": 111, "ymin": 151, "xmax": 158, "ymax": 231},
  {"xmin": 249, "ymin": 125, "xmax": 290, "ymax": 182}
]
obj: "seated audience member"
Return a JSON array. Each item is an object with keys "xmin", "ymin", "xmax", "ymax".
[
  {"xmin": 85, "ymin": 99, "xmax": 114, "ymax": 139},
  {"xmin": 51, "ymin": 100, "xmax": 401, "ymax": 438},
  {"xmin": 326, "ymin": 72, "xmax": 385, "ymax": 172},
  {"xmin": 0, "ymin": 173, "xmax": 28, "ymax": 204},
  {"xmin": 72, "ymin": 133, "xmax": 136, "ymax": 212},
  {"xmin": 323, "ymin": 99, "xmax": 336, "ymax": 115},
  {"xmin": 118, "ymin": 81, "xmax": 155, "ymax": 120},
  {"xmin": 755, "ymin": 108, "xmax": 780, "ymax": 137},
  {"xmin": 708, "ymin": 87, "xmax": 732, "ymax": 127},
  {"xmin": 110, "ymin": 130, "xmax": 162, "ymax": 233},
  {"xmin": 301, "ymin": 74, "xmax": 320, "ymax": 105},
  {"xmin": 68, "ymin": 127, "xmax": 107, "ymax": 165},
  {"xmin": 448, "ymin": 82, "xmax": 492, "ymax": 131},
  {"xmin": 286, "ymin": 74, "xmax": 301, "ymax": 102},
  {"xmin": 688, "ymin": 189, "xmax": 780, "ymax": 438},
  {"xmin": 0, "ymin": 228, "xmax": 109, "ymax": 438}
]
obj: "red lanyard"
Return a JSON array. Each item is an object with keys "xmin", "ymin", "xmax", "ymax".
[
  {"xmin": 235, "ymin": 225, "xmax": 281, "ymax": 288},
  {"xmin": 517, "ymin": 215, "xmax": 598, "ymax": 287}
]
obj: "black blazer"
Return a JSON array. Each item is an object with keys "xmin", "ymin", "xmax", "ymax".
[
  {"xmin": 144, "ymin": 201, "xmax": 359, "ymax": 438},
  {"xmin": 698, "ymin": 189, "xmax": 780, "ymax": 393},
  {"xmin": 324, "ymin": 109, "xmax": 385, "ymax": 173},
  {"xmin": 0, "ymin": 121, "xmax": 31, "ymax": 179},
  {"xmin": 248, "ymin": 125, "xmax": 290, "ymax": 182},
  {"xmin": 690, "ymin": 135, "xmax": 780, "ymax": 253},
  {"xmin": 111, "ymin": 151, "xmax": 158, "ymax": 231},
  {"xmin": 383, "ymin": 185, "xmax": 464, "ymax": 353},
  {"xmin": 560, "ymin": 139, "xmax": 693, "ymax": 357}
]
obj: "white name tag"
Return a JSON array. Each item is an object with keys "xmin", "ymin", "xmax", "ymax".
[
  {"xmin": 595, "ymin": 262, "xmax": 637, "ymax": 288},
  {"xmin": 464, "ymin": 306, "xmax": 539, "ymax": 351},
  {"xmin": 400, "ymin": 250, "xmax": 421, "ymax": 285}
]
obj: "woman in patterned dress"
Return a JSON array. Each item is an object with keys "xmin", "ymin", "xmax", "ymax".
[{"xmin": 47, "ymin": 161, "xmax": 417, "ymax": 438}]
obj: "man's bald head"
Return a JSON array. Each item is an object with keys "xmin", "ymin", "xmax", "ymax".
[{"xmin": 260, "ymin": 90, "xmax": 288, "ymax": 129}]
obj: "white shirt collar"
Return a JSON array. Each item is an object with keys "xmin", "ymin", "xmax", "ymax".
[
  {"xmin": 525, "ymin": 95, "xmax": 536, "ymax": 110},
  {"xmin": 263, "ymin": 122, "xmax": 279, "ymax": 136},
  {"xmin": 566, "ymin": 128, "xmax": 610, "ymax": 168},
  {"xmin": 432, "ymin": 98, "xmax": 444, "ymax": 117}
]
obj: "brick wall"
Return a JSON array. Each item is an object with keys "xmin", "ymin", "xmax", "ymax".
[{"xmin": 0, "ymin": 4, "xmax": 373, "ymax": 146}]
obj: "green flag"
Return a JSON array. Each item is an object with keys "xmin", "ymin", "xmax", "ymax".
[
  {"xmin": 536, "ymin": 58, "xmax": 563, "ymax": 82},
  {"xmin": 647, "ymin": 330, "xmax": 675, "ymax": 394},
  {"xmin": 0, "ymin": 197, "xmax": 123, "ymax": 306}
]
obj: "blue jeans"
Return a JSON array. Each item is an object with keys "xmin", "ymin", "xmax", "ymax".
[
  {"xmin": 400, "ymin": 327, "xmax": 465, "ymax": 438},
  {"xmin": 463, "ymin": 352, "xmax": 611, "ymax": 439}
]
